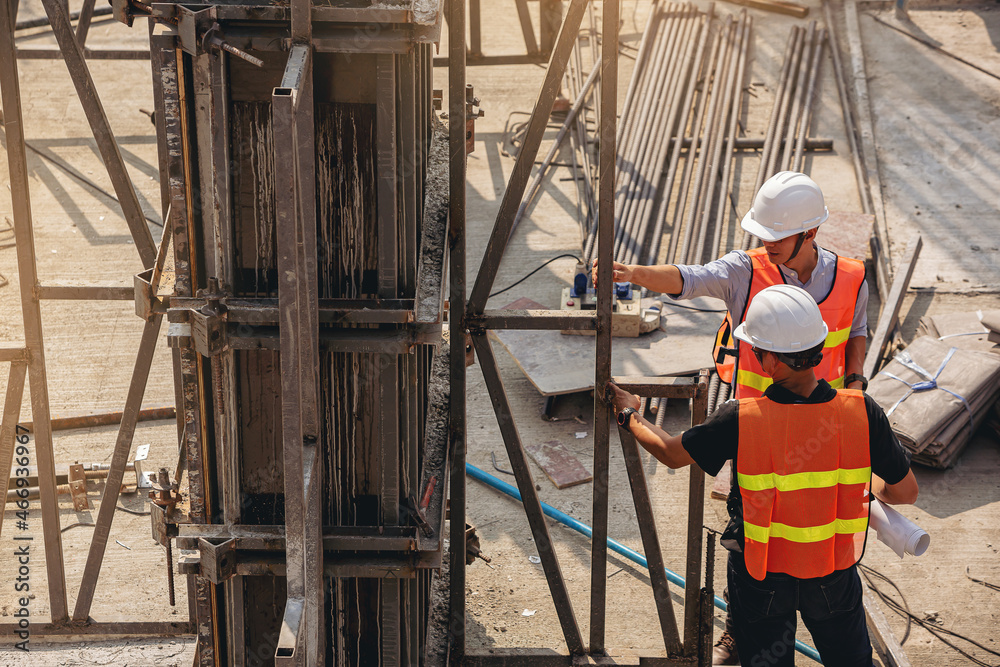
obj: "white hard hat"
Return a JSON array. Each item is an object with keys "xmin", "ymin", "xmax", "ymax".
[
  {"xmin": 733, "ymin": 284, "xmax": 828, "ymax": 353},
  {"xmin": 740, "ymin": 171, "xmax": 829, "ymax": 242}
]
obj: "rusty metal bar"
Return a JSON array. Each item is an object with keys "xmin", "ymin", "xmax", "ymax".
[
  {"xmin": 514, "ymin": 0, "xmax": 539, "ymax": 55},
  {"xmin": 36, "ymin": 284, "xmax": 134, "ymax": 300},
  {"xmin": 17, "ymin": 405, "xmax": 175, "ymax": 433},
  {"xmin": 0, "ymin": 346, "xmax": 28, "ymax": 362},
  {"xmin": 471, "ymin": 333, "xmax": 585, "ymax": 654},
  {"xmin": 683, "ymin": 369, "xmax": 710, "ymax": 655},
  {"xmin": 0, "ymin": 362, "xmax": 28, "ymax": 542},
  {"xmin": 470, "ymin": 310, "xmax": 595, "ymax": 331},
  {"xmin": 448, "ymin": 0, "xmax": 469, "ymax": 656},
  {"xmin": 0, "ymin": 3, "xmax": 70, "ymax": 621},
  {"xmin": 14, "ymin": 47, "xmax": 150, "ymax": 59},
  {"xmin": 616, "ymin": 426, "xmax": 682, "ymax": 654},
  {"xmin": 75, "ymin": 0, "xmax": 96, "ymax": 44},
  {"xmin": 590, "ymin": 0, "xmax": 619, "ymax": 654},
  {"xmin": 0, "ymin": 620, "xmax": 195, "ymax": 638},
  {"xmin": 469, "ymin": 0, "xmax": 482, "ymax": 56},
  {"xmin": 72, "ymin": 315, "xmax": 163, "ymax": 622},
  {"xmin": 466, "ymin": 0, "xmax": 589, "ymax": 312},
  {"xmin": 38, "ymin": 0, "xmax": 156, "ymax": 268}
]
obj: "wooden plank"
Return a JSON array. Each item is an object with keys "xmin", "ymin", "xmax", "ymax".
[
  {"xmin": 523, "ymin": 439, "xmax": 592, "ymax": 489},
  {"xmin": 863, "ymin": 235, "xmax": 922, "ymax": 380},
  {"xmin": 862, "ymin": 577, "xmax": 912, "ymax": 667}
]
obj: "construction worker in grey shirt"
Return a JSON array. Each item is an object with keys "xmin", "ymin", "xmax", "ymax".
[{"xmin": 594, "ymin": 171, "xmax": 870, "ymax": 663}]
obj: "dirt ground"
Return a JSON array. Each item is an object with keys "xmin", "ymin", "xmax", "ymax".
[{"xmin": 0, "ymin": 0, "xmax": 997, "ymax": 665}]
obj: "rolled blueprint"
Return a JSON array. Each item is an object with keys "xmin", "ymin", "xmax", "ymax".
[{"xmin": 869, "ymin": 496, "xmax": 930, "ymax": 558}]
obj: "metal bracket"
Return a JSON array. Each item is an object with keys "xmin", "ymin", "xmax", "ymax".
[
  {"xmin": 133, "ymin": 443, "xmax": 154, "ymax": 490},
  {"xmin": 198, "ymin": 537, "xmax": 237, "ymax": 584},
  {"xmin": 177, "ymin": 549, "xmax": 201, "ymax": 575},
  {"xmin": 169, "ymin": 278, "xmax": 228, "ymax": 356},
  {"xmin": 176, "ymin": 6, "xmax": 216, "ymax": 57},
  {"xmin": 68, "ymin": 463, "xmax": 89, "ymax": 512}
]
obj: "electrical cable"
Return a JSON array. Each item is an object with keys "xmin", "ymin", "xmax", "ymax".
[
  {"xmin": 489, "ymin": 254, "xmax": 582, "ymax": 299},
  {"xmin": 860, "ymin": 563, "xmax": 1000, "ymax": 666},
  {"xmin": 60, "ymin": 503, "xmax": 152, "ymax": 532}
]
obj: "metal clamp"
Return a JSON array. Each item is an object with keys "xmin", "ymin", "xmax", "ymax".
[
  {"xmin": 465, "ymin": 85, "xmax": 484, "ymax": 154},
  {"xmin": 168, "ymin": 277, "xmax": 228, "ymax": 356}
]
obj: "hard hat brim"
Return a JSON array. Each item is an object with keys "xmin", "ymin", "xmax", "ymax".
[
  {"xmin": 732, "ymin": 320, "xmax": 828, "ymax": 353},
  {"xmin": 739, "ymin": 208, "xmax": 830, "ymax": 243}
]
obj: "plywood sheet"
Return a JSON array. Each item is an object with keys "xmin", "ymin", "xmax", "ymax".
[{"xmin": 491, "ymin": 297, "xmax": 725, "ymax": 396}]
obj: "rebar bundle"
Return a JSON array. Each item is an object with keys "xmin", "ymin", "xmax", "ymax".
[{"xmin": 582, "ymin": 3, "xmax": 753, "ymax": 269}]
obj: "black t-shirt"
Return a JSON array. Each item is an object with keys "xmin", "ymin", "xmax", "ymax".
[{"xmin": 681, "ymin": 379, "xmax": 912, "ymax": 555}]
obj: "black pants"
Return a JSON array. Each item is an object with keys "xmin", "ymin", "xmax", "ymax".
[{"xmin": 727, "ymin": 555, "xmax": 874, "ymax": 667}]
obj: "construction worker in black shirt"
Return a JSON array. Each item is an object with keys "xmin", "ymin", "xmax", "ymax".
[{"xmin": 607, "ymin": 284, "xmax": 918, "ymax": 667}]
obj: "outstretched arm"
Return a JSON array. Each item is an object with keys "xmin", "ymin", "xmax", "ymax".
[{"xmin": 592, "ymin": 260, "xmax": 685, "ymax": 296}]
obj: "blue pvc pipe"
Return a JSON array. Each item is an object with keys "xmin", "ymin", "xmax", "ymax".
[{"xmin": 467, "ymin": 463, "xmax": 823, "ymax": 663}]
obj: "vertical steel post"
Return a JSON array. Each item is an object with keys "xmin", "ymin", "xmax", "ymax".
[
  {"xmin": 0, "ymin": 1, "xmax": 69, "ymax": 621},
  {"xmin": 0, "ymin": 362, "xmax": 28, "ymax": 542},
  {"xmin": 448, "ymin": 0, "xmax": 468, "ymax": 658},
  {"xmin": 469, "ymin": 0, "xmax": 482, "ymax": 57},
  {"xmin": 590, "ymin": 0, "xmax": 618, "ymax": 654},
  {"xmin": 683, "ymin": 369, "xmax": 710, "ymax": 654},
  {"xmin": 377, "ymin": 54, "xmax": 399, "ymax": 299}
]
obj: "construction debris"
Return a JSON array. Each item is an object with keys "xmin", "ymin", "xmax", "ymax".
[{"xmin": 868, "ymin": 336, "xmax": 1000, "ymax": 469}]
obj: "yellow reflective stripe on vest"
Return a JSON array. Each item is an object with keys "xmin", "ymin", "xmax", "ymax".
[
  {"xmin": 825, "ymin": 326, "xmax": 851, "ymax": 349},
  {"xmin": 829, "ymin": 375, "xmax": 845, "ymax": 389},
  {"xmin": 744, "ymin": 517, "xmax": 870, "ymax": 544},
  {"xmin": 738, "ymin": 466, "xmax": 871, "ymax": 492},
  {"xmin": 736, "ymin": 369, "xmax": 772, "ymax": 394}
]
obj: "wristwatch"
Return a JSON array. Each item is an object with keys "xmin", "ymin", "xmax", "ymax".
[
  {"xmin": 617, "ymin": 407, "xmax": 638, "ymax": 428},
  {"xmin": 845, "ymin": 373, "xmax": 868, "ymax": 391}
]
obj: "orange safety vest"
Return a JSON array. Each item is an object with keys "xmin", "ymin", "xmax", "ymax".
[
  {"xmin": 737, "ymin": 391, "xmax": 871, "ymax": 581},
  {"xmin": 713, "ymin": 247, "xmax": 866, "ymax": 398}
]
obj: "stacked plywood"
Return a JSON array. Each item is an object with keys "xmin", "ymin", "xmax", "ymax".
[
  {"xmin": 916, "ymin": 309, "xmax": 1000, "ymax": 353},
  {"xmin": 867, "ymin": 336, "xmax": 1000, "ymax": 469}
]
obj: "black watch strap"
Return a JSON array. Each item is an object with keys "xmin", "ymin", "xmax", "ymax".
[
  {"xmin": 845, "ymin": 373, "xmax": 868, "ymax": 391},
  {"xmin": 617, "ymin": 407, "xmax": 637, "ymax": 427}
]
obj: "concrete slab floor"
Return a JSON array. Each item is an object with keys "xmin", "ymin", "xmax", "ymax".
[{"xmin": 0, "ymin": 0, "xmax": 994, "ymax": 665}]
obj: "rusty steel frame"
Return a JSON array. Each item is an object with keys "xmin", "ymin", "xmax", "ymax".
[
  {"xmin": 0, "ymin": 0, "xmax": 183, "ymax": 634},
  {"xmin": 451, "ymin": 0, "xmax": 717, "ymax": 662}
]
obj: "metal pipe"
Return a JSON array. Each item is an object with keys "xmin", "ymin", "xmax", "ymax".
[
  {"xmin": 793, "ymin": 29, "xmax": 826, "ymax": 173},
  {"xmin": 823, "ymin": 1, "xmax": 871, "ymax": 215},
  {"xmin": 712, "ymin": 15, "xmax": 751, "ymax": 260},
  {"xmin": 611, "ymin": 5, "xmax": 680, "ymax": 258},
  {"xmin": 617, "ymin": 7, "xmax": 697, "ymax": 263},
  {"xmin": 742, "ymin": 27, "xmax": 800, "ymax": 251},
  {"xmin": 692, "ymin": 16, "xmax": 740, "ymax": 265},
  {"xmin": 674, "ymin": 14, "xmax": 726, "ymax": 265},
  {"xmin": 619, "ymin": 8, "xmax": 699, "ymax": 264},
  {"xmin": 767, "ymin": 25, "xmax": 806, "ymax": 178},
  {"xmin": 466, "ymin": 464, "xmax": 824, "ymax": 662},
  {"xmin": 511, "ymin": 60, "xmax": 601, "ymax": 237},
  {"xmin": 781, "ymin": 22, "xmax": 816, "ymax": 172},
  {"xmin": 646, "ymin": 8, "xmax": 713, "ymax": 267}
]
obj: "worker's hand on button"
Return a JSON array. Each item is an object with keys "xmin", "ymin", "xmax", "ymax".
[
  {"xmin": 591, "ymin": 259, "xmax": 633, "ymax": 288},
  {"xmin": 604, "ymin": 381, "xmax": 640, "ymax": 414}
]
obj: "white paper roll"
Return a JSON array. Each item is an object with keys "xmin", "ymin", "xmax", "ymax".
[{"xmin": 869, "ymin": 496, "xmax": 930, "ymax": 558}]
